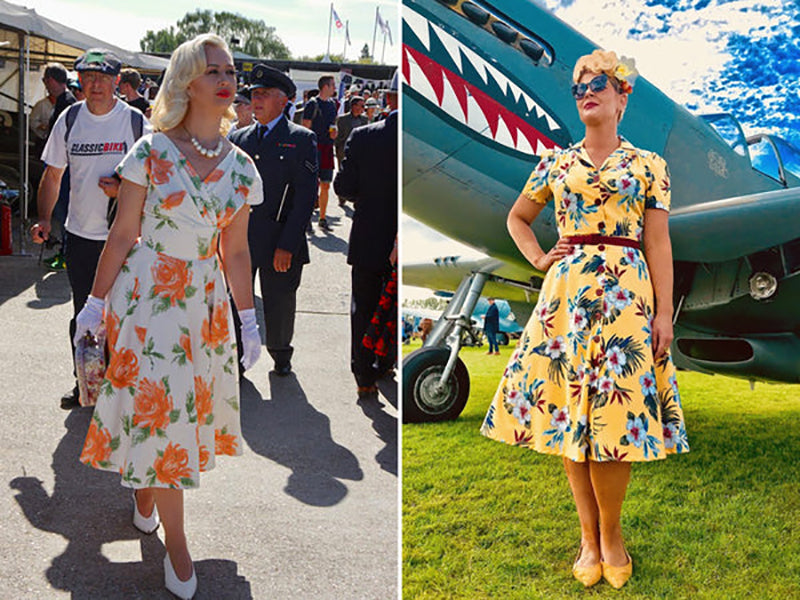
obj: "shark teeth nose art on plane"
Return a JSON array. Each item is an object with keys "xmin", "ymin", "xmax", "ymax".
[{"xmin": 402, "ymin": 6, "xmax": 561, "ymax": 156}]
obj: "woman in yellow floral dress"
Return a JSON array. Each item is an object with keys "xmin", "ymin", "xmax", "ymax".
[
  {"xmin": 481, "ymin": 50, "xmax": 688, "ymax": 589},
  {"xmin": 72, "ymin": 35, "xmax": 262, "ymax": 599}
]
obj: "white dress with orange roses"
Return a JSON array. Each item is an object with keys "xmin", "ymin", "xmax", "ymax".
[{"xmin": 80, "ymin": 132, "xmax": 263, "ymax": 489}]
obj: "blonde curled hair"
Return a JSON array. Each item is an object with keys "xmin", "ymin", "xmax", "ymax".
[
  {"xmin": 573, "ymin": 49, "xmax": 638, "ymax": 95},
  {"xmin": 150, "ymin": 33, "xmax": 236, "ymax": 135}
]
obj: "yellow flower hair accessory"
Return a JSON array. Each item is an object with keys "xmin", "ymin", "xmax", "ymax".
[{"xmin": 613, "ymin": 56, "xmax": 638, "ymax": 94}]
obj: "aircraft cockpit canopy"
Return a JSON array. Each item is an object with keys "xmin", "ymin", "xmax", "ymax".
[
  {"xmin": 701, "ymin": 113, "xmax": 800, "ymax": 187},
  {"xmin": 701, "ymin": 113, "xmax": 748, "ymax": 157},
  {"xmin": 746, "ymin": 134, "xmax": 800, "ymax": 187}
]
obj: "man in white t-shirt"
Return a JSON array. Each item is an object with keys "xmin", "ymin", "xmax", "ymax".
[{"xmin": 31, "ymin": 48, "xmax": 152, "ymax": 409}]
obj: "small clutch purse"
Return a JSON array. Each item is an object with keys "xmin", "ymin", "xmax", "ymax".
[{"xmin": 75, "ymin": 328, "xmax": 107, "ymax": 407}]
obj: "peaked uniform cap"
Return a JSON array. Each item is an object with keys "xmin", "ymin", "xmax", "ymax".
[{"xmin": 248, "ymin": 64, "xmax": 296, "ymax": 97}]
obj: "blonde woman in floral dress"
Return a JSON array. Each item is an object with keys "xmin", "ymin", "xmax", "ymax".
[
  {"xmin": 481, "ymin": 50, "xmax": 689, "ymax": 589},
  {"xmin": 72, "ymin": 34, "xmax": 263, "ymax": 599}
]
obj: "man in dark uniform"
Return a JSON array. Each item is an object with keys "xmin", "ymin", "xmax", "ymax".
[
  {"xmin": 484, "ymin": 298, "xmax": 500, "ymax": 355},
  {"xmin": 333, "ymin": 73, "xmax": 398, "ymax": 398},
  {"xmin": 230, "ymin": 64, "xmax": 318, "ymax": 376}
]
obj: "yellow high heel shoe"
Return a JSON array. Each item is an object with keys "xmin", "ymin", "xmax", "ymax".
[
  {"xmin": 601, "ymin": 552, "xmax": 633, "ymax": 589},
  {"xmin": 572, "ymin": 546, "xmax": 602, "ymax": 587}
]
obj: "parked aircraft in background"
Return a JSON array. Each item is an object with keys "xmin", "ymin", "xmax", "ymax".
[
  {"xmin": 402, "ymin": 0, "xmax": 800, "ymax": 422},
  {"xmin": 403, "ymin": 296, "xmax": 522, "ymax": 346}
]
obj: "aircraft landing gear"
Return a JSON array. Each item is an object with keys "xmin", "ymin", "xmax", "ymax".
[
  {"xmin": 402, "ymin": 272, "xmax": 487, "ymax": 423},
  {"xmin": 402, "ymin": 347, "xmax": 469, "ymax": 422}
]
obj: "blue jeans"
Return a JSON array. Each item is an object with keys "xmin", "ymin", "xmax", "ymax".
[{"xmin": 486, "ymin": 329, "xmax": 499, "ymax": 353}]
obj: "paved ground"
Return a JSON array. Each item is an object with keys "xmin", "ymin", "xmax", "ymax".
[{"xmin": 0, "ymin": 199, "xmax": 398, "ymax": 599}]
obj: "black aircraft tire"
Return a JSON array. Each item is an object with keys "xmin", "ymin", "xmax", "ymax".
[
  {"xmin": 497, "ymin": 332, "xmax": 509, "ymax": 346},
  {"xmin": 402, "ymin": 347, "xmax": 470, "ymax": 423}
]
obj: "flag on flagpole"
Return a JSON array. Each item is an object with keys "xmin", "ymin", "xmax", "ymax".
[
  {"xmin": 376, "ymin": 7, "xmax": 392, "ymax": 44},
  {"xmin": 384, "ymin": 21, "xmax": 393, "ymax": 45},
  {"xmin": 332, "ymin": 5, "xmax": 343, "ymax": 29},
  {"xmin": 345, "ymin": 21, "xmax": 352, "ymax": 45},
  {"xmin": 376, "ymin": 7, "xmax": 386, "ymax": 31}
]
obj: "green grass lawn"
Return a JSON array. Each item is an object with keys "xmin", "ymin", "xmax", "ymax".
[{"xmin": 402, "ymin": 339, "xmax": 800, "ymax": 599}]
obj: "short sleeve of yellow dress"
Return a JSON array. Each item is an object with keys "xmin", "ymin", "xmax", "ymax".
[
  {"xmin": 481, "ymin": 143, "xmax": 689, "ymax": 463},
  {"xmin": 521, "ymin": 149, "xmax": 556, "ymax": 205},
  {"xmin": 643, "ymin": 152, "xmax": 671, "ymax": 212}
]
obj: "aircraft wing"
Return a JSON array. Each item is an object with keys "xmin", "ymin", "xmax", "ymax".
[
  {"xmin": 401, "ymin": 306, "xmax": 443, "ymax": 321},
  {"xmin": 403, "ymin": 256, "xmax": 542, "ymax": 325},
  {"xmin": 670, "ymin": 186, "xmax": 800, "ymax": 263}
]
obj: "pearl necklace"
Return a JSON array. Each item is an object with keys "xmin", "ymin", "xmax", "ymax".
[{"xmin": 189, "ymin": 134, "xmax": 224, "ymax": 158}]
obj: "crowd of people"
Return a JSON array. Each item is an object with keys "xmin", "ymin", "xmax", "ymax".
[{"xmin": 29, "ymin": 36, "xmax": 397, "ymax": 599}]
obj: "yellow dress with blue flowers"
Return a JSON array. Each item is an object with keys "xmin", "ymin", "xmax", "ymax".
[{"xmin": 480, "ymin": 139, "xmax": 689, "ymax": 462}]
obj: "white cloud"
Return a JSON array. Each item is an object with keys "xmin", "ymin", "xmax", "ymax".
[{"xmin": 401, "ymin": 215, "xmax": 487, "ymax": 263}]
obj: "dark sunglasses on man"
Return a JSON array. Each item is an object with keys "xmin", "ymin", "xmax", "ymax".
[{"xmin": 571, "ymin": 73, "xmax": 612, "ymax": 100}]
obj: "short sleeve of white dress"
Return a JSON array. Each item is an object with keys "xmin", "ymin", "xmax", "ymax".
[
  {"xmin": 115, "ymin": 134, "xmax": 153, "ymax": 188},
  {"xmin": 238, "ymin": 150, "xmax": 263, "ymax": 207}
]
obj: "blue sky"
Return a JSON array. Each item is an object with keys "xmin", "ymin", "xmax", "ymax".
[
  {"xmin": 539, "ymin": 0, "xmax": 800, "ymax": 144},
  {"xmin": 20, "ymin": 0, "xmax": 400, "ymax": 63}
]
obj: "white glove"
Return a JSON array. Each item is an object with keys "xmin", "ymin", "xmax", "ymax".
[
  {"xmin": 238, "ymin": 308, "xmax": 261, "ymax": 371},
  {"xmin": 73, "ymin": 295, "xmax": 105, "ymax": 346}
]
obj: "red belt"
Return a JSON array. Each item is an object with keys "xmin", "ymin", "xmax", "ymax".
[{"xmin": 565, "ymin": 235, "xmax": 640, "ymax": 250}]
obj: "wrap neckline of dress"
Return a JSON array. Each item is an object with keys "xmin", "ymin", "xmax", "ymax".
[{"xmin": 160, "ymin": 132, "xmax": 236, "ymax": 186}]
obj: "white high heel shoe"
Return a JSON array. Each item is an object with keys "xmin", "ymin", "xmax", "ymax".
[
  {"xmin": 132, "ymin": 491, "xmax": 160, "ymax": 534},
  {"xmin": 164, "ymin": 553, "xmax": 197, "ymax": 600}
]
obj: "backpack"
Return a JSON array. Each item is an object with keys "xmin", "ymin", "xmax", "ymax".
[
  {"xmin": 63, "ymin": 102, "xmax": 145, "ymax": 145},
  {"xmin": 304, "ymin": 97, "xmax": 321, "ymax": 125},
  {"xmin": 63, "ymin": 102, "xmax": 145, "ymax": 227}
]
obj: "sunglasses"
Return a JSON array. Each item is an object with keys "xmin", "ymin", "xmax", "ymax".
[{"xmin": 571, "ymin": 73, "xmax": 609, "ymax": 100}]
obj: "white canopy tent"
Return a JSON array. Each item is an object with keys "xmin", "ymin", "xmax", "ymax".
[{"xmin": 0, "ymin": 0, "xmax": 168, "ymax": 251}]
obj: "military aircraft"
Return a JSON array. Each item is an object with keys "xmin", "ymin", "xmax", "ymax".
[
  {"xmin": 401, "ymin": 0, "xmax": 800, "ymax": 422},
  {"xmin": 403, "ymin": 296, "xmax": 522, "ymax": 346}
]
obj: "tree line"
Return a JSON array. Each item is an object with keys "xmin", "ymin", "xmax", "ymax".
[{"xmin": 140, "ymin": 9, "xmax": 375, "ymax": 63}]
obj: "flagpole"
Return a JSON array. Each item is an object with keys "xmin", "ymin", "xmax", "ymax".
[
  {"xmin": 325, "ymin": 2, "xmax": 333, "ymax": 62},
  {"xmin": 343, "ymin": 20, "xmax": 348, "ymax": 61},
  {"xmin": 381, "ymin": 30, "xmax": 387, "ymax": 64},
  {"xmin": 371, "ymin": 6, "xmax": 379, "ymax": 60}
]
